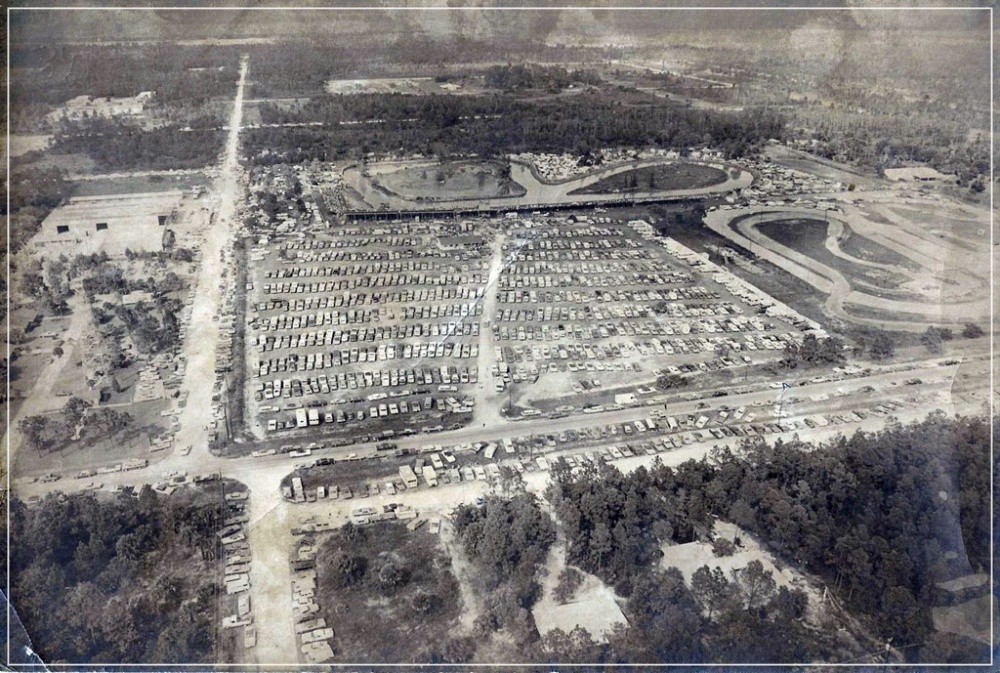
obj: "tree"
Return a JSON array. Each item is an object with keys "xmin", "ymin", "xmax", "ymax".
[
  {"xmin": 691, "ymin": 565, "xmax": 735, "ymax": 619},
  {"xmin": 656, "ymin": 372, "xmax": 688, "ymax": 391},
  {"xmin": 411, "ymin": 590, "xmax": 440, "ymax": 615},
  {"xmin": 495, "ymin": 465, "xmax": 526, "ymax": 498},
  {"xmin": 961, "ymin": 322, "xmax": 984, "ymax": 339},
  {"xmin": 733, "ymin": 560, "xmax": 776, "ymax": 610},
  {"xmin": 868, "ymin": 332, "xmax": 895, "ymax": 360},
  {"xmin": 553, "ymin": 567, "xmax": 584, "ymax": 604},
  {"xmin": 65, "ymin": 396, "xmax": 92, "ymax": 428},
  {"xmin": 769, "ymin": 585, "xmax": 808, "ymax": 623},
  {"xmin": 19, "ymin": 416, "xmax": 53, "ymax": 453},
  {"xmin": 920, "ymin": 327, "xmax": 943, "ymax": 354},
  {"xmin": 377, "ymin": 561, "xmax": 407, "ymax": 593},
  {"xmin": 329, "ymin": 552, "xmax": 365, "ymax": 588}
]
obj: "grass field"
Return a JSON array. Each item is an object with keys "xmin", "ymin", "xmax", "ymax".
[
  {"xmin": 839, "ymin": 224, "xmax": 921, "ymax": 271},
  {"xmin": 570, "ymin": 162, "xmax": 728, "ymax": 194},
  {"xmin": 316, "ymin": 522, "xmax": 464, "ymax": 663},
  {"xmin": 70, "ymin": 172, "xmax": 211, "ymax": 198},
  {"xmin": 755, "ymin": 218, "xmax": 911, "ymax": 290},
  {"xmin": 372, "ymin": 160, "xmax": 525, "ymax": 202}
]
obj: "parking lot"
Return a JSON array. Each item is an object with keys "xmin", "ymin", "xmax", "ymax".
[
  {"xmin": 494, "ymin": 217, "xmax": 812, "ymax": 411},
  {"xmin": 240, "ymin": 210, "xmax": 829, "ymax": 450},
  {"xmin": 244, "ymin": 221, "xmax": 492, "ymax": 442}
]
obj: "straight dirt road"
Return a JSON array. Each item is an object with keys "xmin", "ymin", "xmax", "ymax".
[
  {"xmin": 473, "ymin": 232, "xmax": 507, "ymax": 427},
  {"xmin": 170, "ymin": 55, "xmax": 248, "ymax": 466}
]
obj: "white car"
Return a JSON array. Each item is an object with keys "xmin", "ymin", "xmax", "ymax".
[{"xmin": 180, "ymin": 445, "xmax": 192, "ymax": 456}]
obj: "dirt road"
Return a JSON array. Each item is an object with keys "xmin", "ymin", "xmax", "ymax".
[
  {"xmin": 703, "ymin": 204, "xmax": 989, "ymax": 332},
  {"xmin": 169, "ymin": 55, "xmax": 248, "ymax": 469},
  {"xmin": 473, "ymin": 232, "xmax": 507, "ymax": 427},
  {"xmin": 5, "ymin": 286, "xmax": 91, "ymax": 468}
]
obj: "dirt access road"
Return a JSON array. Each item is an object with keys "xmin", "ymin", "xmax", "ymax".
[
  {"xmin": 166, "ymin": 55, "xmax": 248, "ymax": 472},
  {"xmin": 473, "ymin": 232, "xmax": 508, "ymax": 427},
  {"xmin": 4, "ymin": 286, "xmax": 91, "ymax": 468}
]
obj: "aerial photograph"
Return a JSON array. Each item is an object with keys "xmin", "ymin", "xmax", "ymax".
[{"xmin": 2, "ymin": 2, "xmax": 995, "ymax": 669}]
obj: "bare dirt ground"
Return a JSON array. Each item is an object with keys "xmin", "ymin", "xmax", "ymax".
[
  {"xmin": 5, "ymin": 286, "xmax": 91, "ymax": 468},
  {"xmin": 169, "ymin": 56, "xmax": 248, "ymax": 466},
  {"xmin": 532, "ymin": 524, "xmax": 627, "ymax": 642},
  {"xmin": 437, "ymin": 520, "xmax": 484, "ymax": 633},
  {"xmin": 703, "ymin": 194, "xmax": 990, "ymax": 331},
  {"xmin": 473, "ymin": 232, "xmax": 508, "ymax": 427}
]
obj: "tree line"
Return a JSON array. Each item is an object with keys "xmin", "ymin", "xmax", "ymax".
[
  {"xmin": 52, "ymin": 118, "xmax": 225, "ymax": 172},
  {"xmin": 244, "ymin": 91, "xmax": 785, "ymax": 165}
]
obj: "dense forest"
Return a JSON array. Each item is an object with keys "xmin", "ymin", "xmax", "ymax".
[
  {"xmin": 452, "ymin": 493, "xmax": 557, "ymax": 651},
  {"xmin": 483, "ymin": 64, "xmax": 602, "ymax": 91},
  {"xmin": 52, "ymin": 119, "xmax": 225, "ymax": 172},
  {"xmin": 10, "ymin": 43, "xmax": 239, "ymax": 111},
  {"xmin": 245, "ymin": 92, "xmax": 785, "ymax": 165},
  {"xmin": 543, "ymin": 413, "xmax": 992, "ymax": 664},
  {"xmin": 9, "ymin": 486, "xmax": 229, "ymax": 663}
]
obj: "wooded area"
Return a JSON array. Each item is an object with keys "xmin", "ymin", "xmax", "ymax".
[
  {"xmin": 452, "ymin": 494, "xmax": 557, "ymax": 654},
  {"xmin": 9, "ymin": 486, "xmax": 227, "ymax": 663},
  {"xmin": 245, "ymin": 92, "xmax": 785, "ymax": 165},
  {"xmin": 315, "ymin": 522, "xmax": 464, "ymax": 663},
  {"xmin": 543, "ymin": 413, "xmax": 992, "ymax": 664},
  {"xmin": 52, "ymin": 119, "xmax": 225, "ymax": 172}
]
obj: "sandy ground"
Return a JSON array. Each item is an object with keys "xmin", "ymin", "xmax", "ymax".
[
  {"xmin": 532, "ymin": 522, "xmax": 627, "ymax": 642},
  {"xmin": 7, "ymin": 134, "xmax": 52, "ymax": 157},
  {"xmin": 439, "ymin": 519, "xmax": 484, "ymax": 634},
  {"xmin": 703, "ymin": 195, "xmax": 990, "ymax": 331},
  {"xmin": 240, "ymin": 466, "xmax": 297, "ymax": 665},
  {"xmin": 167, "ymin": 56, "xmax": 247, "ymax": 469},
  {"xmin": 5, "ymin": 286, "xmax": 91, "ymax": 468},
  {"xmin": 660, "ymin": 521, "xmax": 826, "ymax": 622},
  {"xmin": 473, "ymin": 232, "xmax": 508, "ymax": 427}
]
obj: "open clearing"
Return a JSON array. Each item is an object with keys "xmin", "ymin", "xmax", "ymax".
[
  {"xmin": 533, "ymin": 531, "xmax": 627, "ymax": 643},
  {"xmin": 314, "ymin": 522, "xmax": 463, "ymax": 663},
  {"xmin": 570, "ymin": 162, "xmax": 729, "ymax": 195},
  {"xmin": 8, "ymin": 134, "xmax": 52, "ymax": 157},
  {"xmin": 370, "ymin": 160, "xmax": 525, "ymax": 202}
]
